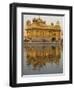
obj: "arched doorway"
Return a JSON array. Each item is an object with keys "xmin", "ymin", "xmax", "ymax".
[{"xmin": 51, "ymin": 37, "xmax": 56, "ymax": 42}]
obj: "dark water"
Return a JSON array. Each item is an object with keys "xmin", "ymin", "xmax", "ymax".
[{"xmin": 22, "ymin": 43, "xmax": 63, "ymax": 75}]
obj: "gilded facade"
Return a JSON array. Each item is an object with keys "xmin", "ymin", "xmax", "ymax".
[{"xmin": 24, "ymin": 17, "xmax": 62, "ymax": 42}]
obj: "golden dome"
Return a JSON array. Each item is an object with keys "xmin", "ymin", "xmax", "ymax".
[
  {"xmin": 26, "ymin": 20, "xmax": 31, "ymax": 25},
  {"xmin": 51, "ymin": 22, "xmax": 54, "ymax": 26},
  {"xmin": 33, "ymin": 18, "xmax": 37, "ymax": 22},
  {"xmin": 54, "ymin": 21, "xmax": 61, "ymax": 30}
]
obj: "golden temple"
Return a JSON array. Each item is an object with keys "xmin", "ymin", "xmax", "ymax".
[{"xmin": 24, "ymin": 17, "xmax": 62, "ymax": 42}]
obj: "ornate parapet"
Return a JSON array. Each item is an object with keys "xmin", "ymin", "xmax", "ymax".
[{"xmin": 25, "ymin": 17, "xmax": 61, "ymax": 30}]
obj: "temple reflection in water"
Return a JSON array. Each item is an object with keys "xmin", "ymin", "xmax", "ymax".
[
  {"xmin": 22, "ymin": 17, "xmax": 63, "ymax": 75},
  {"xmin": 25, "ymin": 44, "xmax": 62, "ymax": 68},
  {"xmin": 22, "ymin": 43, "xmax": 63, "ymax": 75}
]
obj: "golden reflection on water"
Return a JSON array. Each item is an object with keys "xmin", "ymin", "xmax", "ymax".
[{"xmin": 24, "ymin": 43, "xmax": 63, "ymax": 70}]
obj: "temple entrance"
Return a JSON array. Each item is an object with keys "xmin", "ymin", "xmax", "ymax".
[{"xmin": 51, "ymin": 37, "xmax": 56, "ymax": 42}]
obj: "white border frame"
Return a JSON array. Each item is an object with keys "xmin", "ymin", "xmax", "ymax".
[{"xmin": 16, "ymin": 7, "xmax": 70, "ymax": 83}]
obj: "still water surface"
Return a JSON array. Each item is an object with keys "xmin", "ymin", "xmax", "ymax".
[{"xmin": 22, "ymin": 43, "xmax": 63, "ymax": 75}]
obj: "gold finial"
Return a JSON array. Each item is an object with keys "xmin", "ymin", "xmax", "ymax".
[{"xmin": 38, "ymin": 16, "xmax": 41, "ymax": 20}]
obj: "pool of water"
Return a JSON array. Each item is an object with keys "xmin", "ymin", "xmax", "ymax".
[{"xmin": 22, "ymin": 43, "xmax": 63, "ymax": 75}]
